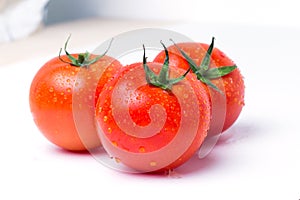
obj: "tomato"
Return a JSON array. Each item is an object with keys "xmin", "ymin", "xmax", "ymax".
[
  {"xmin": 29, "ymin": 38, "xmax": 122, "ymax": 151},
  {"xmin": 95, "ymin": 44, "xmax": 211, "ymax": 172},
  {"xmin": 153, "ymin": 38, "xmax": 245, "ymax": 134}
]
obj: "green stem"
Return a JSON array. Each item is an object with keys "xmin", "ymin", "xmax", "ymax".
[
  {"xmin": 170, "ymin": 37, "xmax": 237, "ymax": 94},
  {"xmin": 58, "ymin": 34, "xmax": 113, "ymax": 68}
]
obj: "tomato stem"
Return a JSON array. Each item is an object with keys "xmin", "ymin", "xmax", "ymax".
[
  {"xmin": 143, "ymin": 41, "xmax": 190, "ymax": 90},
  {"xmin": 170, "ymin": 37, "xmax": 237, "ymax": 94},
  {"xmin": 58, "ymin": 34, "xmax": 113, "ymax": 68}
]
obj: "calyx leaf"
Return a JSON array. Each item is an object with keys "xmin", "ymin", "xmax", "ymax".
[
  {"xmin": 204, "ymin": 66, "xmax": 237, "ymax": 79},
  {"xmin": 59, "ymin": 34, "xmax": 113, "ymax": 68},
  {"xmin": 143, "ymin": 41, "xmax": 190, "ymax": 90},
  {"xmin": 170, "ymin": 37, "xmax": 237, "ymax": 93}
]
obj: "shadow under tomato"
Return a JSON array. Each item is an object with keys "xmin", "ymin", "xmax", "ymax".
[
  {"xmin": 104, "ymin": 122, "xmax": 261, "ymax": 177},
  {"xmin": 174, "ymin": 121, "xmax": 261, "ymax": 176},
  {"xmin": 50, "ymin": 145, "xmax": 91, "ymax": 156},
  {"xmin": 47, "ymin": 120, "xmax": 261, "ymax": 177}
]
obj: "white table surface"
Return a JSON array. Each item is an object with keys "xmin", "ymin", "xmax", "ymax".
[{"xmin": 0, "ymin": 18, "xmax": 299, "ymax": 200}]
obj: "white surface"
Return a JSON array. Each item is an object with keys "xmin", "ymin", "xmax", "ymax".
[{"xmin": 0, "ymin": 22, "xmax": 299, "ymax": 200}]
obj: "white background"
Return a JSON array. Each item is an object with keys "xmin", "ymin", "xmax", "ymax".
[
  {"xmin": 1, "ymin": 1, "xmax": 300, "ymax": 200},
  {"xmin": 45, "ymin": 0, "xmax": 300, "ymax": 28}
]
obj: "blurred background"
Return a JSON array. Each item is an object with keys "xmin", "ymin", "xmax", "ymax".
[{"xmin": 0, "ymin": 0, "xmax": 299, "ymax": 43}]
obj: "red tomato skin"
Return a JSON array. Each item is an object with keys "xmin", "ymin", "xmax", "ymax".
[
  {"xmin": 153, "ymin": 43, "xmax": 245, "ymax": 133},
  {"xmin": 30, "ymin": 54, "xmax": 122, "ymax": 151},
  {"xmin": 95, "ymin": 62, "xmax": 211, "ymax": 172}
]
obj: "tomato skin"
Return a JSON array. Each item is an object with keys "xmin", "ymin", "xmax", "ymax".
[
  {"xmin": 153, "ymin": 43, "xmax": 245, "ymax": 133},
  {"xmin": 95, "ymin": 62, "xmax": 210, "ymax": 172},
  {"xmin": 29, "ymin": 54, "xmax": 122, "ymax": 151}
]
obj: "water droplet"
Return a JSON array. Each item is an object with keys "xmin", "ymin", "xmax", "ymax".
[
  {"xmin": 239, "ymin": 100, "xmax": 245, "ymax": 106},
  {"xmin": 103, "ymin": 116, "xmax": 108, "ymax": 122},
  {"xmin": 139, "ymin": 146, "xmax": 146, "ymax": 153},
  {"xmin": 106, "ymin": 72, "xmax": 112, "ymax": 78},
  {"xmin": 112, "ymin": 141, "xmax": 118, "ymax": 146},
  {"xmin": 49, "ymin": 87, "xmax": 54, "ymax": 93},
  {"xmin": 107, "ymin": 127, "xmax": 112, "ymax": 133},
  {"xmin": 220, "ymin": 52, "xmax": 226, "ymax": 58},
  {"xmin": 66, "ymin": 88, "xmax": 71, "ymax": 93}
]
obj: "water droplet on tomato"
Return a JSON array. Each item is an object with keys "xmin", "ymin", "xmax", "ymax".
[
  {"xmin": 239, "ymin": 100, "xmax": 245, "ymax": 106},
  {"xmin": 103, "ymin": 116, "xmax": 108, "ymax": 122},
  {"xmin": 112, "ymin": 141, "xmax": 118, "ymax": 146},
  {"xmin": 114, "ymin": 157, "xmax": 121, "ymax": 163},
  {"xmin": 139, "ymin": 146, "xmax": 146, "ymax": 153},
  {"xmin": 149, "ymin": 161, "xmax": 157, "ymax": 167},
  {"xmin": 49, "ymin": 87, "xmax": 54, "ymax": 93},
  {"xmin": 220, "ymin": 52, "xmax": 226, "ymax": 58}
]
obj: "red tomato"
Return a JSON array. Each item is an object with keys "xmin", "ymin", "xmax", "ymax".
[
  {"xmin": 95, "ymin": 62, "xmax": 211, "ymax": 172},
  {"xmin": 30, "ymin": 51, "xmax": 122, "ymax": 151},
  {"xmin": 153, "ymin": 39, "xmax": 245, "ymax": 134}
]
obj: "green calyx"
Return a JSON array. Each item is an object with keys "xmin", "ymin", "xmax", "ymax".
[
  {"xmin": 143, "ymin": 41, "xmax": 190, "ymax": 90},
  {"xmin": 170, "ymin": 37, "xmax": 237, "ymax": 93},
  {"xmin": 59, "ymin": 35, "xmax": 113, "ymax": 68}
]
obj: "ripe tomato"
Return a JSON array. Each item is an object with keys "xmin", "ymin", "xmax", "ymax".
[
  {"xmin": 29, "ymin": 39, "xmax": 122, "ymax": 151},
  {"xmin": 95, "ymin": 57, "xmax": 211, "ymax": 172},
  {"xmin": 153, "ymin": 38, "xmax": 245, "ymax": 134}
]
